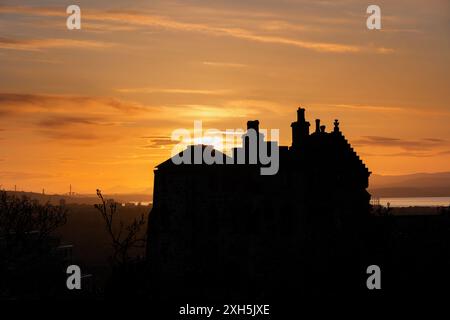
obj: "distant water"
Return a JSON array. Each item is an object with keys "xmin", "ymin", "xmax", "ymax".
[
  {"xmin": 128, "ymin": 201, "xmax": 152, "ymax": 206},
  {"xmin": 131, "ymin": 197, "xmax": 450, "ymax": 207},
  {"xmin": 378, "ymin": 197, "xmax": 450, "ymax": 207},
  {"xmin": 126, "ymin": 199, "xmax": 450, "ymax": 208},
  {"xmin": 130, "ymin": 198, "xmax": 450, "ymax": 208}
]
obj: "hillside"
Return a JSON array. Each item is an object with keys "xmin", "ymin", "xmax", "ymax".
[{"xmin": 369, "ymin": 172, "xmax": 450, "ymax": 197}]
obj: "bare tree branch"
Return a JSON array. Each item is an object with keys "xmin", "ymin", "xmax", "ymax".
[{"xmin": 94, "ymin": 189, "xmax": 147, "ymax": 267}]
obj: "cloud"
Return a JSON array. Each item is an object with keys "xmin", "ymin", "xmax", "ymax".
[
  {"xmin": 0, "ymin": 93, "xmax": 260, "ymax": 145},
  {"xmin": 0, "ymin": 93, "xmax": 263, "ymax": 133},
  {"xmin": 313, "ymin": 103, "xmax": 450, "ymax": 116},
  {"xmin": 354, "ymin": 136, "xmax": 449, "ymax": 151},
  {"xmin": 213, "ymin": 26, "xmax": 363, "ymax": 53},
  {"xmin": 141, "ymin": 136, "xmax": 177, "ymax": 149},
  {"xmin": 0, "ymin": 6, "xmax": 63, "ymax": 17},
  {"xmin": 37, "ymin": 130, "xmax": 100, "ymax": 141},
  {"xmin": 360, "ymin": 150, "xmax": 450, "ymax": 158},
  {"xmin": 0, "ymin": 93, "xmax": 151, "ymax": 115},
  {"xmin": 103, "ymin": 98, "xmax": 151, "ymax": 113},
  {"xmin": 0, "ymin": 37, "xmax": 115, "ymax": 51},
  {"xmin": 0, "ymin": 5, "xmax": 391, "ymax": 54},
  {"xmin": 424, "ymin": 138, "xmax": 446, "ymax": 143},
  {"xmin": 173, "ymin": 104, "xmax": 261, "ymax": 120},
  {"xmin": 0, "ymin": 171, "xmax": 54, "ymax": 180},
  {"xmin": 0, "ymin": 93, "xmax": 158, "ymax": 142},
  {"xmin": 203, "ymin": 61, "xmax": 248, "ymax": 68},
  {"xmin": 117, "ymin": 88, "xmax": 233, "ymax": 95},
  {"xmin": 38, "ymin": 116, "xmax": 120, "ymax": 128},
  {"xmin": 317, "ymin": 103, "xmax": 405, "ymax": 112}
]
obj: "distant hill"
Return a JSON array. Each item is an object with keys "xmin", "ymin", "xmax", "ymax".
[
  {"xmin": 4, "ymin": 191, "xmax": 152, "ymax": 206},
  {"xmin": 5, "ymin": 171, "xmax": 450, "ymax": 200},
  {"xmin": 369, "ymin": 172, "xmax": 450, "ymax": 197}
]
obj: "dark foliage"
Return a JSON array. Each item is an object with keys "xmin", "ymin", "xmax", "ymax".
[{"xmin": 0, "ymin": 191, "xmax": 67, "ymax": 298}]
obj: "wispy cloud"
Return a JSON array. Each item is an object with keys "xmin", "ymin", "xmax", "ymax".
[
  {"xmin": 313, "ymin": 103, "xmax": 450, "ymax": 116},
  {"xmin": 0, "ymin": 171, "xmax": 54, "ymax": 180},
  {"xmin": 360, "ymin": 150, "xmax": 450, "ymax": 158},
  {"xmin": 37, "ymin": 130, "xmax": 101, "ymax": 141},
  {"xmin": 0, "ymin": 92, "xmax": 264, "ymax": 145},
  {"xmin": 174, "ymin": 104, "xmax": 260, "ymax": 120},
  {"xmin": 0, "ymin": 93, "xmax": 150, "ymax": 114},
  {"xmin": 0, "ymin": 6, "xmax": 63, "ymax": 17},
  {"xmin": 0, "ymin": 37, "xmax": 114, "ymax": 51},
  {"xmin": 214, "ymin": 27, "xmax": 363, "ymax": 53},
  {"xmin": 117, "ymin": 88, "xmax": 233, "ymax": 95},
  {"xmin": 315, "ymin": 103, "xmax": 405, "ymax": 112},
  {"xmin": 37, "ymin": 116, "xmax": 124, "ymax": 128},
  {"xmin": 0, "ymin": 5, "xmax": 391, "ymax": 54},
  {"xmin": 354, "ymin": 136, "xmax": 449, "ymax": 151},
  {"xmin": 203, "ymin": 61, "xmax": 248, "ymax": 68},
  {"xmin": 0, "ymin": 93, "xmax": 156, "ymax": 142},
  {"xmin": 140, "ymin": 136, "xmax": 177, "ymax": 149}
]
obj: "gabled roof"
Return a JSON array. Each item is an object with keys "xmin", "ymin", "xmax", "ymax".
[{"xmin": 155, "ymin": 144, "xmax": 232, "ymax": 170}]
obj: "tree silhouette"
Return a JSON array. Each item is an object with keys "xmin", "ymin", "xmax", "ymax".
[
  {"xmin": 0, "ymin": 191, "xmax": 67, "ymax": 298},
  {"xmin": 94, "ymin": 189, "xmax": 146, "ymax": 267}
]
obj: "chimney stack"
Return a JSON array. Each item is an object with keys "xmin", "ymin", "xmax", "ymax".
[
  {"xmin": 315, "ymin": 119, "xmax": 320, "ymax": 133},
  {"xmin": 297, "ymin": 108, "xmax": 305, "ymax": 123},
  {"xmin": 291, "ymin": 108, "xmax": 310, "ymax": 149},
  {"xmin": 247, "ymin": 120, "xmax": 259, "ymax": 133}
]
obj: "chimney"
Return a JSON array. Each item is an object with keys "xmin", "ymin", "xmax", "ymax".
[
  {"xmin": 297, "ymin": 108, "xmax": 305, "ymax": 123},
  {"xmin": 291, "ymin": 108, "xmax": 310, "ymax": 149},
  {"xmin": 320, "ymin": 125, "xmax": 326, "ymax": 133},
  {"xmin": 334, "ymin": 119, "xmax": 340, "ymax": 133},
  {"xmin": 315, "ymin": 119, "xmax": 320, "ymax": 133},
  {"xmin": 244, "ymin": 120, "xmax": 260, "ymax": 164},
  {"xmin": 247, "ymin": 120, "xmax": 259, "ymax": 133}
]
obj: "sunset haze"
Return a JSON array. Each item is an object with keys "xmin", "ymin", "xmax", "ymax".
[{"xmin": 1, "ymin": 0, "xmax": 449, "ymax": 194}]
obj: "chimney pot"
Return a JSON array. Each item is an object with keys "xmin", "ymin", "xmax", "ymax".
[
  {"xmin": 297, "ymin": 108, "xmax": 305, "ymax": 122},
  {"xmin": 315, "ymin": 119, "xmax": 320, "ymax": 133},
  {"xmin": 334, "ymin": 119, "xmax": 340, "ymax": 132},
  {"xmin": 247, "ymin": 120, "xmax": 259, "ymax": 132}
]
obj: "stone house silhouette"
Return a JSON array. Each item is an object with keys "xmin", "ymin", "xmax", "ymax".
[{"xmin": 147, "ymin": 108, "xmax": 371, "ymax": 299}]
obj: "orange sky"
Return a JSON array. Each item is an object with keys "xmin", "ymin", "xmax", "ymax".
[{"xmin": 0, "ymin": 0, "xmax": 449, "ymax": 195}]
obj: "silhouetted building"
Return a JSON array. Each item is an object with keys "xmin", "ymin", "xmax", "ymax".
[{"xmin": 147, "ymin": 108, "xmax": 371, "ymax": 299}]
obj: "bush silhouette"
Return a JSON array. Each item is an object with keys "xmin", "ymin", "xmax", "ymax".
[{"xmin": 0, "ymin": 191, "xmax": 67, "ymax": 298}]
